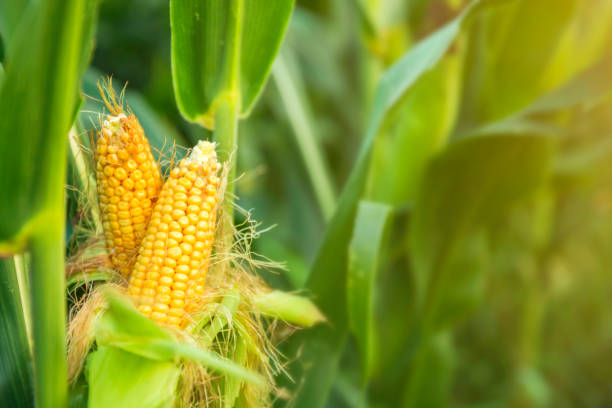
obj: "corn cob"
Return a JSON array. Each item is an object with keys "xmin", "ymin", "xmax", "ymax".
[
  {"xmin": 127, "ymin": 141, "xmax": 221, "ymax": 326},
  {"xmin": 95, "ymin": 99, "xmax": 162, "ymax": 277}
]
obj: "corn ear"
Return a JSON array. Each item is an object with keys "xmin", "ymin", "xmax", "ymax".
[
  {"xmin": 95, "ymin": 85, "xmax": 162, "ymax": 276},
  {"xmin": 127, "ymin": 141, "xmax": 220, "ymax": 326}
]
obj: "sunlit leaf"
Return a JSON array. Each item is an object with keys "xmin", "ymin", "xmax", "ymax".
[
  {"xmin": 460, "ymin": 0, "xmax": 577, "ymax": 124},
  {"xmin": 467, "ymin": 54, "xmax": 612, "ymax": 137}
]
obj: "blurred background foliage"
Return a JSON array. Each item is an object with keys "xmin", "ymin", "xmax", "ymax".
[
  {"xmin": 84, "ymin": 0, "xmax": 612, "ymax": 406},
  {"xmin": 2, "ymin": 0, "xmax": 612, "ymax": 406}
]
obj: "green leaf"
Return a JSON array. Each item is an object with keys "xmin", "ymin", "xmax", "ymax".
[
  {"xmin": 401, "ymin": 332, "xmax": 455, "ymax": 408},
  {"xmin": 0, "ymin": 0, "xmax": 30, "ymax": 50},
  {"xmin": 347, "ymin": 201, "xmax": 391, "ymax": 381},
  {"xmin": 170, "ymin": 0, "xmax": 295, "ymax": 128},
  {"xmin": 460, "ymin": 0, "xmax": 578, "ymax": 124},
  {"xmin": 402, "ymin": 134, "xmax": 552, "ymax": 407},
  {"xmin": 272, "ymin": 47, "xmax": 336, "ymax": 219},
  {"xmin": 367, "ymin": 54, "xmax": 462, "ymax": 205},
  {"xmin": 94, "ymin": 291, "xmax": 174, "ymax": 346},
  {"xmin": 411, "ymin": 134, "xmax": 553, "ymax": 327},
  {"xmin": 0, "ymin": 0, "xmax": 97, "ymax": 245},
  {"xmin": 252, "ymin": 290, "xmax": 326, "ymax": 327},
  {"xmin": 279, "ymin": 3, "xmax": 489, "ymax": 406},
  {"xmin": 223, "ymin": 337, "xmax": 248, "ymax": 408},
  {"xmin": 0, "ymin": 257, "xmax": 33, "ymax": 407},
  {"xmin": 412, "ymin": 135, "xmax": 549, "ymax": 315},
  {"xmin": 199, "ymin": 289, "xmax": 241, "ymax": 347},
  {"xmin": 94, "ymin": 291, "xmax": 264, "ymax": 387},
  {"xmin": 67, "ymin": 124, "xmax": 102, "ymax": 233},
  {"xmin": 428, "ymin": 232, "xmax": 489, "ymax": 330},
  {"xmin": 520, "ymin": 54, "xmax": 612, "ymax": 116},
  {"xmin": 468, "ymin": 54, "xmax": 612, "ymax": 137},
  {"xmin": 0, "ymin": 1, "xmax": 98, "ymax": 407},
  {"xmin": 88, "ymin": 346, "xmax": 180, "ymax": 408}
]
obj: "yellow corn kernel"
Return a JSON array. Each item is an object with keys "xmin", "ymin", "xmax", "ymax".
[
  {"xmin": 128, "ymin": 141, "xmax": 221, "ymax": 326},
  {"xmin": 95, "ymin": 86, "xmax": 162, "ymax": 277}
]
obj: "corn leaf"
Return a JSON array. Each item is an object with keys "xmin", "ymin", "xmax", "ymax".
[
  {"xmin": 401, "ymin": 331, "xmax": 455, "ymax": 407},
  {"xmin": 88, "ymin": 346, "xmax": 180, "ymax": 408},
  {"xmin": 170, "ymin": 0, "xmax": 295, "ymax": 128},
  {"xmin": 458, "ymin": 0, "xmax": 609, "ymax": 126},
  {"xmin": 0, "ymin": 0, "xmax": 98, "ymax": 406},
  {"xmin": 402, "ymin": 134, "xmax": 552, "ymax": 406},
  {"xmin": 367, "ymin": 54, "xmax": 462, "ymax": 205},
  {"xmin": 223, "ymin": 337, "xmax": 248, "ymax": 408},
  {"xmin": 272, "ymin": 47, "xmax": 336, "ymax": 220},
  {"xmin": 411, "ymin": 134, "xmax": 552, "ymax": 328},
  {"xmin": 0, "ymin": 0, "xmax": 29, "ymax": 50},
  {"xmin": 347, "ymin": 201, "xmax": 391, "ymax": 382},
  {"xmin": 469, "ymin": 54, "xmax": 612, "ymax": 137},
  {"xmin": 94, "ymin": 291, "xmax": 264, "ymax": 386},
  {"xmin": 278, "ymin": 2, "xmax": 491, "ymax": 406},
  {"xmin": 252, "ymin": 290, "xmax": 325, "ymax": 327},
  {"xmin": 0, "ymin": 257, "xmax": 33, "ymax": 407}
]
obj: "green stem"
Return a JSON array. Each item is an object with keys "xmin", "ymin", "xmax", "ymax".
[
  {"xmin": 214, "ymin": 0, "xmax": 243, "ymax": 247},
  {"xmin": 29, "ymin": 218, "xmax": 67, "ymax": 408},
  {"xmin": 214, "ymin": 97, "xmax": 239, "ymax": 248}
]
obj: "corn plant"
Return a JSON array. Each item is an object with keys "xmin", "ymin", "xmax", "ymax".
[{"xmin": 1, "ymin": 0, "xmax": 612, "ymax": 407}]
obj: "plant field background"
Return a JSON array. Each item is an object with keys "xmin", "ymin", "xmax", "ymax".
[{"xmin": 1, "ymin": 0, "xmax": 612, "ymax": 407}]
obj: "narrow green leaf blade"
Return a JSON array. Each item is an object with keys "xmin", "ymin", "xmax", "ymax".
[
  {"xmin": 272, "ymin": 48, "xmax": 336, "ymax": 219},
  {"xmin": 347, "ymin": 201, "xmax": 391, "ymax": 381}
]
